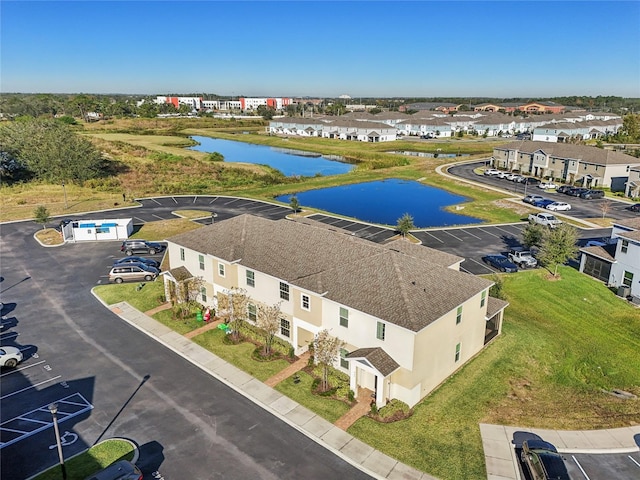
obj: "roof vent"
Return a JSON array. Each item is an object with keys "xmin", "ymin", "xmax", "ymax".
[{"xmin": 411, "ymin": 281, "xmax": 416, "ymax": 285}]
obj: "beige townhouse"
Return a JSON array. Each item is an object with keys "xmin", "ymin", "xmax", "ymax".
[{"xmin": 164, "ymin": 214, "xmax": 508, "ymax": 408}]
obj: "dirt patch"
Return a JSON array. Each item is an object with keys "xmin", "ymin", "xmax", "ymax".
[
  {"xmin": 35, "ymin": 228, "xmax": 64, "ymax": 246},
  {"xmin": 493, "ymin": 199, "xmax": 531, "ymax": 216}
]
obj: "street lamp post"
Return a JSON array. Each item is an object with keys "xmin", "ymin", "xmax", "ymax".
[
  {"xmin": 211, "ymin": 212, "xmax": 217, "ymax": 225},
  {"xmin": 62, "ymin": 183, "xmax": 68, "ymax": 209},
  {"xmin": 49, "ymin": 403, "xmax": 67, "ymax": 480}
]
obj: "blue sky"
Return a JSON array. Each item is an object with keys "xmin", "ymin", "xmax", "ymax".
[{"xmin": 2, "ymin": 1, "xmax": 639, "ymax": 97}]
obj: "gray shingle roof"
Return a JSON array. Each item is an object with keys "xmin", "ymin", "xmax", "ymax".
[
  {"xmin": 486, "ymin": 296, "xmax": 509, "ymax": 318},
  {"xmin": 496, "ymin": 141, "xmax": 640, "ymax": 166},
  {"xmin": 167, "ymin": 215, "xmax": 492, "ymax": 332},
  {"xmin": 346, "ymin": 347, "xmax": 400, "ymax": 376},
  {"xmin": 614, "ymin": 218, "xmax": 640, "ymax": 230}
]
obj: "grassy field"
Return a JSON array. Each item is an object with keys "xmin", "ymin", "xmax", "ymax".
[
  {"xmin": 1, "ymin": 117, "xmax": 517, "ymax": 223},
  {"xmin": 33, "ymin": 439, "xmax": 135, "ymax": 480},
  {"xmin": 348, "ymin": 267, "xmax": 640, "ymax": 480},
  {"xmin": 93, "ymin": 281, "xmax": 165, "ymax": 313}
]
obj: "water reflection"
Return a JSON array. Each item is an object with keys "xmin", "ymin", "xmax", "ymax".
[{"xmin": 276, "ymin": 179, "xmax": 481, "ymax": 228}]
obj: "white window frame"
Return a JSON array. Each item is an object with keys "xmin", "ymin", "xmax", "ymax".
[
  {"xmin": 279, "ymin": 282, "xmax": 290, "ymax": 301},
  {"xmin": 246, "ymin": 270, "xmax": 255, "ymax": 287},
  {"xmin": 198, "ymin": 254, "xmax": 205, "ymax": 271},
  {"xmin": 376, "ymin": 321, "xmax": 385, "ymax": 341},
  {"xmin": 180, "ymin": 248, "xmax": 185, "ymax": 261},
  {"xmin": 455, "ymin": 343, "xmax": 461, "ymax": 362},
  {"xmin": 247, "ymin": 303, "xmax": 257, "ymax": 322},
  {"xmin": 339, "ymin": 307, "xmax": 349, "ymax": 328},
  {"xmin": 280, "ymin": 318, "xmax": 290, "ymax": 338},
  {"xmin": 301, "ymin": 294, "xmax": 310, "ymax": 311},
  {"xmin": 218, "ymin": 263, "xmax": 225, "ymax": 277}
]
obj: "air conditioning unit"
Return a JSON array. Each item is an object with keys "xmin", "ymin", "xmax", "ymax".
[
  {"xmin": 631, "ymin": 295, "xmax": 640, "ymax": 306},
  {"xmin": 617, "ymin": 285, "xmax": 631, "ymax": 298}
]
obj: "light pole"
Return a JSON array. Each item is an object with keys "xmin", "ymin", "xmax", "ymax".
[
  {"xmin": 62, "ymin": 183, "xmax": 68, "ymax": 209},
  {"xmin": 211, "ymin": 212, "xmax": 217, "ymax": 225},
  {"xmin": 49, "ymin": 403, "xmax": 67, "ymax": 480}
]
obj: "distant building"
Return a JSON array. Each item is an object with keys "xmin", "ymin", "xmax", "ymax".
[{"xmin": 155, "ymin": 96, "xmax": 203, "ymax": 110}]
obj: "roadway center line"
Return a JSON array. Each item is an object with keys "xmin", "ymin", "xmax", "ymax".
[
  {"xmin": 0, "ymin": 360, "xmax": 45, "ymax": 377},
  {"xmin": 0, "ymin": 375, "xmax": 62, "ymax": 400},
  {"xmin": 572, "ymin": 455, "xmax": 591, "ymax": 480}
]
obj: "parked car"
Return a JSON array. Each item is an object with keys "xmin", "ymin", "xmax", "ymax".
[
  {"xmin": 523, "ymin": 194, "xmax": 545, "ymax": 204},
  {"xmin": 483, "ymin": 168, "xmax": 500, "ymax": 176},
  {"xmin": 496, "ymin": 171, "xmax": 510, "ymax": 179},
  {"xmin": 528, "ymin": 212, "xmax": 562, "ymax": 228},
  {"xmin": 507, "ymin": 248, "xmax": 538, "ymax": 268},
  {"xmin": 556, "ymin": 185, "xmax": 573, "ymax": 194},
  {"xmin": 482, "ymin": 255, "xmax": 519, "ymax": 273},
  {"xmin": 627, "ymin": 203, "xmax": 640, "ymax": 212},
  {"xmin": 532, "ymin": 199, "xmax": 555, "ymax": 208},
  {"xmin": 85, "ymin": 460, "xmax": 143, "ymax": 480},
  {"xmin": 120, "ymin": 240, "xmax": 164, "ymax": 256},
  {"xmin": 113, "ymin": 256, "xmax": 160, "ymax": 269},
  {"xmin": 567, "ymin": 187, "xmax": 589, "ymax": 197},
  {"xmin": 109, "ymin": 263, "xmax": 159, "ymax": 283},
  {"xmin": 546, "ymin": 201, "xmax": 571, "ymax": 211},
  {"xmin": 0, "ymin": 346, "xmax": 23, "ymax": 368},
  {"xmin": 522, "ymin": 177, "xmax": 541, "ymax": 185},
  {"xmin": 505, "ymin": 173, "xmax": 520, "ymax": 181},
  {"xmin": 538, "ymin": 181, "xmax": 558, "ymax": 190},
  {"xmin": 520, "ymin": 439, "xmax": 570, "ymax": 480},
  {"xmin": 580, "ymin": 189, "xmax": 605, "ymax": 200},
  {"xmin": 510, "ymin": 174, "xmax": 525, "ymax": 182}
]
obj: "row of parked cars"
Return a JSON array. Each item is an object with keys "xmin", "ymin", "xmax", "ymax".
[
  {"xmin": 555, "ymin": 185, "xmax": 605, "ymax": 199},
  {"xmin": 108, "ymin": 240, "xmax": 165, "ymax": 283},
  {"xmin": 483, "ymin": 168, "xmax": 541, "ymax": 185},
  {"xmin": 482, "ymin": 248, "xmax": 538, "ymax": 273},
  {"xmin": 523, "ymin": 194, "xmax": 571, "ymax": 212}
]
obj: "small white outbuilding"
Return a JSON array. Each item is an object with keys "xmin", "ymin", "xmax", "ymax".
[{"xmin": 61, "ymin": 218, "xmax": 133, "ymax": 242}]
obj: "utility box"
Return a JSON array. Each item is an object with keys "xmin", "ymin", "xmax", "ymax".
[{"xmin": 617, "ymin": 285, "xmax": 631, "ymax": 298}]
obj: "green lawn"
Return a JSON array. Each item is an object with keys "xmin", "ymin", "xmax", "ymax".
[
  {"xmin": 93, "ymin": 281, "xmax": 165, "ymax": 312},
  {"xmin": 348, "ymin": 267, "xmax": 640, "ymax": 480},
  {"xmin": 275, "ymin": 371, "xmax": 351, "ymax": 423},
  {"xmin": 33, "ymin": 439, "xmax": 135, "ymax": 480},
  {"xmin": 192, "ymin": 329, "xmax": 291, "ymax": 381}
]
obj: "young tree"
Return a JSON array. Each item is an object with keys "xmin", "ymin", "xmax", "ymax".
[
  {"xmin": 600, "ymin": 199, "xmax": 612, "ymax": 219},
  {"xmin": 257, "ymin": 302, "xmax": 282, "ymax": 356},
  {"xmin": 313, "ymin": 329, "xmax": 345, "ymax": 392},
  {"xmin": 396, "ymin": 213, "xmax": 415, "ymax": 238},
  {"xmin": 521, "ymin": 222, "xmax": 546, "ymax": 249},
  {"xmin": 218, "ymin": 287, "xmax": 250, "ymax": 341},
  {"xmin": 170, "ymin": 276, "xmax": 206, "ymax": 318},
  {"xmin": 536, "ymin": 224, "xmax": 579, "ymax": 277},
  {"xmin": 289, "ymin": 195, "xmax": 300, "ymax": 213},
  {"xmin": 33, "ymin": 205, "xmax": 50, "ymax": 230}
]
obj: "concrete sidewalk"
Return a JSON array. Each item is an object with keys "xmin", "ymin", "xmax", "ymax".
[
  {"xmin": 481, "ymin": 423, "xmax": 640, "ymax": 480},
  {"xmin": 107, "ymin": 301, "xmax": 435, "ymax": 480},
  {"xmin": 106, "ymin": 299, "xmax": 640, "ymax": 480}
]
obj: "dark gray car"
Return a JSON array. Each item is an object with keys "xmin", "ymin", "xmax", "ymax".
[{"xmin": 120, "ymin": 239, "xmax": 164, "ymax": 255}]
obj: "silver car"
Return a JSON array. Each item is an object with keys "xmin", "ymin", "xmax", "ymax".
[{"xmin": 109, "ymin": 263, "xmax": 159, "ymax": 283}]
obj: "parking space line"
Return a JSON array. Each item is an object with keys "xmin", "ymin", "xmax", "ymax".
[
  {"xmin": 149, "ymin": 198, "xmax": 162, "ymax": 205},
  {"xmin": 629, "ymin": 455, "xmax": 640, "ymax": 468},
  {"xmin": 467, "ymin": 258, "xmax": 495, "ymax": 274},
  {"xmin": 151, "ymin": 214, "xmax": 166, "ymax": 220},
  {"xmin": 133, "ymin": 216, "xmax": 147, "ymax": 224},
  {"xmin": 0, "ymin": 375, "xmax": 61, "ymax": 400},
  {"xmin": 572, "ymin": 455, "xmax": 591, "ymax": 479},
  {"xmin": 0, "ymin": 393, "xmax": 93, "ymax": 449},
  {"xmin": 421, "ymin": 231, "xmax": 445, "ymax": 243},
  {"xmin": 0, "ymin": 360, "xmax": 45, "ymax": 377},
  {"xmin": 208, "ymin": 197, "xmax": 220, "ymax": 204},
  {"xmin": 459, "ymin": 229, "xmax": 482, "ymax": 240},
  {"xmin": 478, "ymin": 227, "xmax": 501, "ymax": 238},
  {"xmin": 170, "ymin": 197, "xmax": 178, "ymax": 204},
  {"xmin": 441, "ymin": 230, "xmax": 463, "ymax": 242}
]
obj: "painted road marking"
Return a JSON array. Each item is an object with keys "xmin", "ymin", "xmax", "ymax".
[
  {"xmin": 0, "ymin": 360, "xmax": 46, "ymax": 378},
  {"xmin": 0, "ymin": 392, "xmax": 93, "ymax": 449},
  {"xmin": 572, "ymin": 455, "xmax": 591, "ymax": 480},
  {"xmin": 49, "ymin": 430, "xmax": 78, "ymax": 449},
  {"xmin": 459, "ymin": 228, "xmax": 482, "ymax": 240},
  {"xmin": 421, "ymin": 231, "xmax": 445, "ymax": 244},
  {"xmin": 441, "ymin": 230, "xmax": 463, "ymax": 242},
  {"xmin": 629, "ymin": 455, "xmax": 640, "ymax": 468},
  {"xmin": 0, "ymin": 331, "xmax": 18, "ymax": 339},
  {"xmin": 0, "ymin": 376, "xmax": 62, "ymax": 400}
]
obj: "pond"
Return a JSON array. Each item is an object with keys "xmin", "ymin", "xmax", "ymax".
[
  {"xmin": 188, "ymin": 136, "xmax": 354, "ymax": 177},
  {"xmin": 276, "ymin": 179, "xmax": 482, "ymax": 228}
]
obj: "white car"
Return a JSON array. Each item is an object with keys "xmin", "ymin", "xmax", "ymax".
[
  {"xmin": 546, "ymin": 201, "xmax": 571, "ymax": 211},
  {"xmin": 483, "ymin": 168, "xmax": 500, "ymax": 176},
  {"xmin": 0, "ymin": 346, "xmax": 23, "ymax": 367},
  {"xmin": 538, "ymin": 181, "xmax": 558, "ymax": 189}
]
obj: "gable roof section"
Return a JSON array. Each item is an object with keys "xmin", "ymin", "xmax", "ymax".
[
  {"xmin": 346, "ymin": 347, "xmax": 400, "ymax": 376},
  {"xmin": 167, "ymin": 215, "xmax": 492, "ymax": 332}
]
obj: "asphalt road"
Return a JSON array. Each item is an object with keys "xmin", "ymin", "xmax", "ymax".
[{"xmin": 0, "ymin": 199, "xmax": 373, "ymax": 480}]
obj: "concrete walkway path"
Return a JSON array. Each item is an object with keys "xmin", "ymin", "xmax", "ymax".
[
  {"xmin": 264, "ymin": 351, "xmax": 310, "ymax": 387},
  {"xmin": 335, "ymin": 388, "xmax": 374, "ymax": 431}
]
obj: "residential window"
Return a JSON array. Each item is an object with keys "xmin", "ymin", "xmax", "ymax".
[
  {"xmin": 456, "ymin": 306, "xmax": 463, "ymax": 325},
  {"xmin": 201, "ymin": 287, "xmax": 207, "ymax": 303},
  {"xmin": 455, "ymin": 343, "xmax": 461, "ymax": 362},
  {"xmin": 279, "ymin": 282, "xmax": 290, "ymax": 301},
  {"xmin": 623, "ymin": 271, "xmax": 634, "ymax": 288},
  {"xmin": 246, "ymin": 270, "xmax": 255, "ymax": 287},
  {"xmin": 340, "ymin": 348, "xmax": 349, "ymax": 369},
  {"xmin": 301, "ymin": 294, "xmax": 310, "ymax": 311},
  {"xmin": 280, "ymin": 318, "xmax": 290, "ymax": 338},
  {"xmin": 339, "ymin": 307, "xmax": 349, "ymax": 328},
  {"xmin": 376, "ymin": 321, "xmax": 385, "ymax": 341},
  {"xmin": 480, "ymin": 291, "xmax": 486, "ymax": 308},
  {"xmin": 621, "ymin": 239, "xmax": 629, "ymax": 254},
  {"xmin": 198, "ymin": 254, "xmax": 205, "ymax": 270},
  {"xmin": 180, "ymin": 248, "xmax": 185, "ymax": 261},
  {"xmin": 218, "ymin": 263, "xmax": 225, "ymax": 277},
  {"xmin": 247, "ymin": 303, "xmax": 257, "ymax": 322}
]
